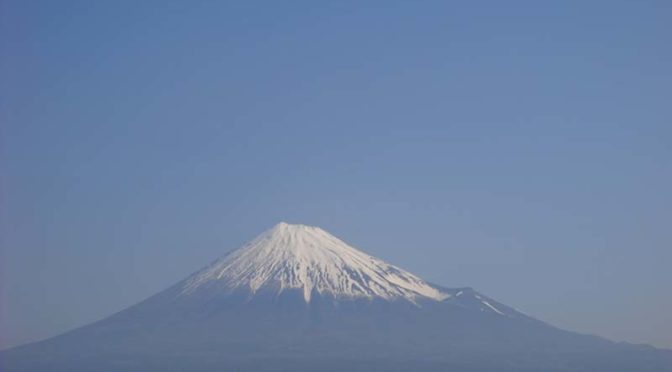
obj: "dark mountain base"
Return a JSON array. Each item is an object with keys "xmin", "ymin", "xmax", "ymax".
[
  {"xmin": 3, "ymin": 290, "xmax": 671, "ymax": 372},
  {"xmin": 5, "ymin": 354, "xmax": 672, "ymax": 372}
]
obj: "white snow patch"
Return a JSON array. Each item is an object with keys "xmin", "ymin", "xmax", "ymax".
[{"xmin": 481, "ymin": 300, "xmax": 505, "ymax": 316}]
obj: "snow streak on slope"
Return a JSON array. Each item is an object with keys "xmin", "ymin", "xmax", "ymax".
[{"xmin": 182, "ymin": 222, "xmax": 448, "ymax": 303}]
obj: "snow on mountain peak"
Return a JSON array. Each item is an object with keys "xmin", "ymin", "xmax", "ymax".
[{"xmin": 181, "ymin": 222, "xmax": 449, "ymax": 303}]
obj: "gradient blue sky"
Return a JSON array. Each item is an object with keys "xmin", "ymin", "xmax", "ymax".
[{"xmin": 1, "ymin": 0, "xmax": 671, "ymax": 349}]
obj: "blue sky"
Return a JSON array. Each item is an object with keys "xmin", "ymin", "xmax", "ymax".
[{"xmin": 1, "ymin": 0, "xmax": 671, "ymax": 349}]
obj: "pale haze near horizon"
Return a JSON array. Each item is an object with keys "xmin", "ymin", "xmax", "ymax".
[{"xmin": 1, "ymin": 1, "xmax": 671, "ymax": 350}]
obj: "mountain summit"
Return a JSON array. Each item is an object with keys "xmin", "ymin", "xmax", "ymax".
[
  {"xmin": 3, "ymin": 223, "xmax": 671, "ymax": 372},
  {"xmin": 182, "ymin": 222, "xmax": 447, "ymax": 303}
]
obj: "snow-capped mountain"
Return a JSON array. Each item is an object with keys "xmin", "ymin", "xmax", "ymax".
[
  {"xmin": 182, "ymin": 222, "xmax": 447, "ymax": 303},
  {"xmin": 3, "ymin": 223, "xmax": 671, "ymax": 372}
]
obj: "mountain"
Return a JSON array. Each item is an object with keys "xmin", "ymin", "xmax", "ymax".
[
  {"xmin": 183, "ymin": 222, "xmax": 448, "ymax": 303},
  {"xmin": 2, "ymin": 222, "xmax": 671, "ymax": 372}
]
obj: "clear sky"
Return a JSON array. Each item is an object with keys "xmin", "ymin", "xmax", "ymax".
[{"xmin": 1, "ymin": 0, "xmax": 670, "ymax": 350}]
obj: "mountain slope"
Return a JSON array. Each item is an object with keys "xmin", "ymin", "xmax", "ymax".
[{"xmin": 3, "ymin": 223, "xmax": 671, "ymax": 372}]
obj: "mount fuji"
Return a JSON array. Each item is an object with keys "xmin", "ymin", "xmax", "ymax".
[{"xmin": 3, "ymin": 223, "xmax": 671, "ymax": 372}]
